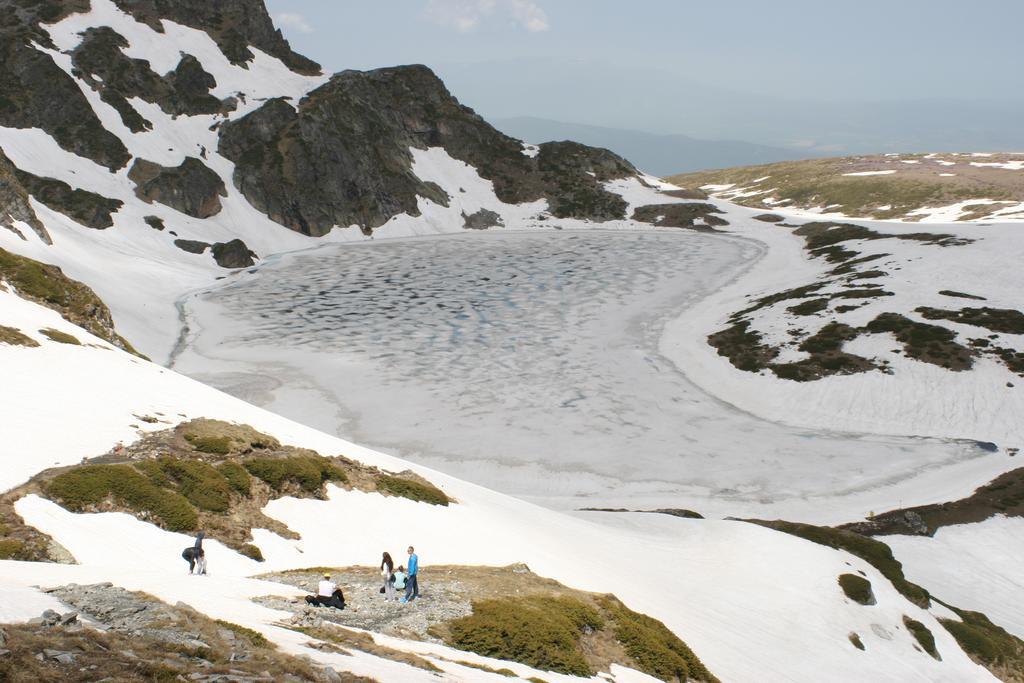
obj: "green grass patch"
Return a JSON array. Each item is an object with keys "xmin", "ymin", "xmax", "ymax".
[
  {"xmin": 184, "ymin": 433, "xmax": 232, "ymax": 454},
  {"xmin": 444, "ymin": 595, "xmax": 603, "ymax": 676},
  {"xmin": 938, "ymin": 603, "xmax": 1024, "ymax": 669},
  {"xmin": 0, "ymin": 325, "xmax": 39, "ymax": 347},
  {"xmin": 217, "ymin": 461, "xmax": 252, "ymax": 495},
  {"xmin": 214, "ymin": 620, "xmax": 272, "ymax": 649},
  {"xmin": 376, "ymin": 475, "xmax": 449, "ymax": 506},
  {"xmin": 46, "ymin": 464, "xmax": 197, "ymax": 532},
  {"xmin": 599, "ymin": 596, "xmax": 719, "ymax": 682},
  {"xmin": 39, "ymin": 327, "xmax": 81, "ymax": 345},
  {"xmin": 0, "ymin": 538, "xmax": 26, "ymax": 560},
  {"xmin": 838, "ymin": 574, "xmax": 875, "ymax": 605},
  {"xmin": 903, "ymin": 615, "xmax": 940, "ymax": 660},
  {"xmin": 243, "ymin": 455, "xmax": 348, "ymax": 494},
  {"xmin": 238, "ymin": 543, "xmax": 264, "ymax": 562},
  {"xmin": 745, "ymin": 520, "xmax": 929, "ymax": 607},
  {"xmin": 158, "ymin": 457, "xmax": 232, "ymax": 512}
]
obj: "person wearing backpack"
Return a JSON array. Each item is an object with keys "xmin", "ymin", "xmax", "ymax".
[
  {"xmin": 305, "ymin": 573, "xmax": 345, "ymax": 609},
  {"xmin": 181, "ymin": 530, "xmax": 207, "ymax": 575}
]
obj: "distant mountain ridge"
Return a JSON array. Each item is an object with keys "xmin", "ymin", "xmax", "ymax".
[{"xmin": 493, "ymin": 116, "xmax": 821, "ymax": 176}]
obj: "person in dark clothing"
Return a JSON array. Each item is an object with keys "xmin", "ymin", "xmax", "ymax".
[
  {"xmin": 182, "ymin": 530, "xmax": 207, "ymax": 575},
  {"xmin": 305, "ymin": 573, "xmax": 345, "ymax": 609}
]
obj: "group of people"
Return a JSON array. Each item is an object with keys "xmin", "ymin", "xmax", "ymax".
[
  {"xmin": 179, "ymin": 531, "xmax": 422, "ymax": 611},
  {"xmin": 380, "ymin": 546, "xmax": 419, "ymax": 603}
]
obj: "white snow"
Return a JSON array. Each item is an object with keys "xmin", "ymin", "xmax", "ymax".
[
  {"xmin": 888, "ymin": 516, "xmax": 1024, "ymax": 639},
  {"xmin": 841, "ymin": 170, "xmax": 898, "ymax": 176}
]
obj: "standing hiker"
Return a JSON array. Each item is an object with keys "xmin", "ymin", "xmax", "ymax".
[
  {"xmin": 400, "ymin": 546, "xmax": 419, "ymax": 603},
  {"xmin": 381, "ymin": 551, "xmax": 396, "ymax": 602}
]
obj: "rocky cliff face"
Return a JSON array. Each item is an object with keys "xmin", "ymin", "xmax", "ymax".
[
  {"xmin": 1, "ymin": 0, "xmax": 649, "ymax": 245},
  {"xmin": 220, "ymin": 65, "xmax": 639, "ymax": 235}
]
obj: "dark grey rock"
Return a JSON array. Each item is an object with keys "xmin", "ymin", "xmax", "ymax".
[
  {"xmin": 109, "ymin": 0, "xmax": 320, "ymax": 75},
  {"xmin": 130, "ymin": 157, "xmax": 226, "ymax": 218},
  {"xmin": 462, "ymin": 208, "xmax": 503, "ymax": 230},
  {"xmin": 174, "ymin": 239, "xmax": 211, "ymax": 255},
  {"xmin": 632, "ymin": 202, "xmax": 729, "ymax": 231},
  {"xmin": 0, "ymin": 149, "xmax": 51, "ymax": 243},
  {"xmin": 0, "ymin": 40, "xmax": 130, "ymax": 171},
  {"xmin": 219, "ymin": 65, "xmax": 638, "ymax": 236},
  {"xmin": 144, "ymin": 215, "xmax": 165, "ymax": 230},
  {"xmin": 211, "ymin": 239, "xmax": 257, "ymax": 268},
  {"xmin": 12, "ymin": 166, "xmax": 123, "ymax": 229},
  {"xmin": 41, "ymin": 609, "xmax": 61, "ymax": 625}
]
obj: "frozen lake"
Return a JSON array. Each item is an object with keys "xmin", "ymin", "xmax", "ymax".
[{"xmin": 176, "ymin": 231, "xmax": 993, "ymax": 521}]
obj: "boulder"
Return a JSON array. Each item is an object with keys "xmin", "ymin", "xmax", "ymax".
[
  {"xmin": 211, "ymin": 239, "xmax": 257, "ymax": 268},
  {"xmin": 130, "ymin": 158, "xmax": 226, "ymax": 218}
]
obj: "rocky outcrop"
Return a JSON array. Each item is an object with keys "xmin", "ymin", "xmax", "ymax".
[
  {"xmin": 0, "ymin": 39, "xmax": 130, "ymax": 171},
  {"xmin": 110, "ymin": 0, "xmax": 321, "ymax": 75},
  {"xmin": 462, "ymin": 208, "xmax": 503, "ymax": 230},
  {"xmin": 173, "ymin": 238, "xmax": 209, "ymax": 254},
  {"xmin": 0, "ymin": 247, "xmax": 141, "ymax": 354},
  {"xmin": 632, "ymin": 203, "xmax": 729, "ymax": 231},
  {"xmin": 0, "ymin": 0, "xmax": 89, "ymax": 46},
  {"xmin": 129, "ymin": 157, "xmax": 226, "ymax": 218},
  {"xmin": 13, "ymin": 166, "xmax": 123, "ymax": 229},
  {"xmin": 211, "ymin": 238, "xmax": 257, "ymax": 268},
  {"xmin": 219, "ymin": 65, "xmax": 639, "ymax": 236},
  {"xmin": 71, "ymin": 26, "xmax": 232, "ymax": 132},
  {"xmin": 0, "ymin": 150, "xmax": 51, "ymax": 243}
]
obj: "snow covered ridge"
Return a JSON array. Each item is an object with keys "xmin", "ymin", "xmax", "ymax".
[
  {"xmin": 668, "ymin": 153, "xmax": 1024, "ymax": 223},
  {"xmin": 1, "ymin": 285, "xmax": 1014, "ymax": 682}
]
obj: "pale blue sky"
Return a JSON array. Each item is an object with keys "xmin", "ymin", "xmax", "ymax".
[{"xmin": 264, "ymin": 1, "xmax": 1024, "ymax": 151}]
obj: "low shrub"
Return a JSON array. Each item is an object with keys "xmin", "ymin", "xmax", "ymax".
[
  {"xmin": 445, "ymin": 596, "xmax": 602, "ymax": 676},
  {"xmin": 600, "ymin": 596, "xmax": 719, "ymax": 682},
  {"xmin": 0, "ymin": 325, "xmax": 39, "ymax": 347},
  {"xmin": 376, "ymin": 475, "xmax": 449, "ymax": 506},
  {"xmin": 46, "ymin": 464, "xmax": 197, "ymax": 532},
  {"xmin": 217, "ymin": 461, "xmax": 252, "ymax": 495},
  {"xmin": 184, "ymin": 433, "xmax": 232, "ymax": 455},
  {"xmin": 0, "ymin": 538, "xmax": 26, "ymax": 560},
  {"xmin": 848, "ymin": 632, "xmax": 865, "ymax": 650},
  {"xmin": 158, "ymin": 458, "xmax": 232, "ymax": 512},
  {"xmin": 134, "ymin": 459, "xmax": 170, "ymax": 487},
  {"xmin": 243, "ymin": 456, "xmax": 347, "ymax": 494},
  {"xmin": 214, "ymin": 620, "xmax": 272, "ymax": 649},
  {"xmin": 903, "ymin": 615, "xmax": 940, "ymax": 660},
  {"xmin": 838, "ymin": 574, "xmax": 875, "ymax": 605},
  {"xmin": 939, "ymin": 604, "xmax": 1024, "ymax": 669},
  {"xmin": 39, "ymin": 327, "xmax": 81, "ymax": 345},
  {"xmin": 239, "ymin": 543, "xmax": 264, "ymax": 562}
]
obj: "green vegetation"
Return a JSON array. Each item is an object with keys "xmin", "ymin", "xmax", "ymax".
[
  {"xmin": 0, "ymin": 247, "xmax": 141, "ymax": 355},
  {"xmin": 158, "ymin": 457, "xmax": 232, "ymax": 512},
  {"xmin": 244, "ymin": 455, "xmax": 347, "ymax": 493},
  {"xmin": 217, "ymin": 461, "xmax": 252, "ymax": 495},
  {"xmin": 599, "ymin": 596, "xmax": 719, "ymax": 683},
  {"xmin": 0, "ymin": 325, "xmax": 39, "ymax": 347},
  {"xmin": 916, "ymin": 306, "xmax": 1024, "ymax": 335},
  {"xmin": 376, "ymin": 474, "xmax": 450, "ymax": 506},
  {"xmin": 39, "ymin": 327, "xmax": 81, "ymax": 345},
  {"xmin": 445, "ymin": 595, "xmax": 603, "ymax": 676},
  {"xmin": 46, "ymin": 464, "xmax": 197, "ymax": 532},
  {"xmin": 214, "ymin": 620, "xmax": 272, "ymax": 649},
  {"xmin": 848, "ymin": 632, "xmax": 865, "ymax": 651},
  {"xmin": 745, "ymin": 520, "xmax": 929, "ymax": 607},
  {"xmin": 838, "ymin": 574, "xmax": 875, "ymax": 605},
  {"xmin": 903, "ymin": 615, "xmax": 940, "ymax": 660},
  {"xmin": 185, "ymin": 433, "xmax": 232, "ymax": 454},
  {"xmin": 239, "ymin": 543, "xmax": 264, "ymax": 562},
  {"xmin": 866, "ymin": 313, "xmax": 973, "ymax": 371},
  {"xmin": 938, "ymin": 603, "xmax": 1024, "ymax": 670},
  {"xmin": 0, "ymin": 538, "xmax": 26, "ymax": 559}
]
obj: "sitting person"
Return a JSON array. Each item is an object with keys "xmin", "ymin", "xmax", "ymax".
[
  {"xmin": 392, "ymin": 566, "xmax": 407, "ymax": 592},
  {"xmin": 305, "ymin": 573, "xmax": 345, "ymax": 609}
]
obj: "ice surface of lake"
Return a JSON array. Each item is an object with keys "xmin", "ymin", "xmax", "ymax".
[{"xmin": 177, "ymin": 231, "xmax": 994, "ymax": 522}]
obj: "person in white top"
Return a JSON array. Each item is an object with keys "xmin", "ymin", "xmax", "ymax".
[
  {"xmin": 305, "ymin": 573, "xmax": 345, "ymax": 609},
  {"xmin": 381, "ymin": 551, "xmax": 396, "ymax": 601}
]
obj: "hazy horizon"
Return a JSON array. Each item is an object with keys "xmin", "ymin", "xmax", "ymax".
[{"xmin": 265, "ymin": 0, "xmax": 1024, "ymax": 157}]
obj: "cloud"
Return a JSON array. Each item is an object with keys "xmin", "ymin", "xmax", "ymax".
[
  {"xmin": 275, "ymin": 12, "xmax": 314, "ymax": 34},
  {"xmin": 425, "ymin": 0, "xmax": 550, "ymax": 33}
]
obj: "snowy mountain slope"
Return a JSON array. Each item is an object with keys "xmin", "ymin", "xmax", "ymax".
[
  {"xmin": 0, "ymin": 286, "xmax": 1002, "ymax": 682},
  {"xmin": 669, "ymin": 154, "xmax": 1024, "ymax": 223}
]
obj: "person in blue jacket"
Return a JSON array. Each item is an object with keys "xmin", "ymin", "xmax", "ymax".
[{"xmin": 400, "ymin": 545, "xmax": 419, "ymax": 603}]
